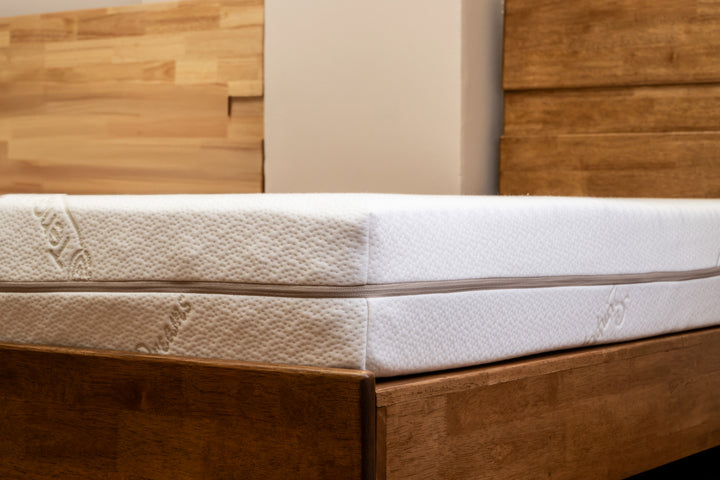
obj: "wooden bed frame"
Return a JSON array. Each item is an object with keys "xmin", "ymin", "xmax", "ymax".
[
  {"xmin": 2, "ymin": 328, "xmax": 720, "ymax": 479},
  {"xmin": 2, "ymin": 0, "xmax": 720, "ymax": 478}
]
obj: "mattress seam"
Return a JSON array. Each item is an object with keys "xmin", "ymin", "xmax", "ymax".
[
  {"xmin": 362, "ymin": 297, "xmax": 370, "ymax": 371},
  {"xmin": 364, "ymin": 209, "xmax": 372, "ymax": 285},
  {"xmin": 2, "ymin": 266, "xmax": 720, "ymax": 298}
]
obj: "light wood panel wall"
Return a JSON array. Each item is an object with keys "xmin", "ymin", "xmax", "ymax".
[
  {"xmin": 501, "ymin": 0, "xmax": 720, "ymax": 197},
  {"xmin": 0, "ymin": 0, "xmax": 263, "ymax": 194}
]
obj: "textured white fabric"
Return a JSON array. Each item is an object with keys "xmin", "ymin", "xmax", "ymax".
[
  {"xmin": 0, "ymin": 194, "xmax": 370, "ymax": 285},
  {"xmin": 1, "ymin": 193, "xmax": 720, "ymax": 376},
  {"xmin": 366, "ymin": 276, "xmax": 720, "ymax": 375},
  {"xmin": 0, "ymin": 292, "xmax": 368, "ymax": 369},
  {"xmin": 4, "ymin": 194, "xmax": 720, "ymax": 284},
  {"xmin": 364, "ymin": 195, "xmax": 720, "ymax": 282}
]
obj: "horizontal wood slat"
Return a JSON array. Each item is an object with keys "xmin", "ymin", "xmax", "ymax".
[
  {"xmin": 6, "ymin": 1, "xmax": 263, "ymax": 43},
  {"xmin": 0, "ymin": 342, "xmax": 375, "ymax": 480},
  {"xmin": 500, "ymin": 133, "xmax": 720, "ymax": 197},
  {"xmin": 0, "ymin": 0, "xmax": 263, "ymax": 195},
  {"xmin": 505, "ymin": 84, "xmax": 720, "ymax": 136},
  {"xmin": 377, "ymin": 327, "xmax": 720, "ymax": 479},
  {"xmin": 504, "ymin": 0, "xmax": 720, "ymax": 90}
]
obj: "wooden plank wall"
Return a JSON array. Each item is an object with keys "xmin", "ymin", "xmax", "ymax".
[
  {"xmin": 0, "ymin": 0, "xmax": 263, "ymax": 194},
  {"xmin": 501, "ymin": 0, "xmax": 720, "ymax": 197}
]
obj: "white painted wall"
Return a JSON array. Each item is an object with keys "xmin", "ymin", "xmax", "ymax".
[
  {"xmin": 265, "ymin": 0, "xmax": 503, "ymax": 194},
  {"xmin": 462, "ymin": 0, "xmax": 504, "ymax": 195}
]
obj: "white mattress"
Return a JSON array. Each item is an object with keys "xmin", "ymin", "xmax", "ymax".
[{"xmin": 1, "ymin": 194, "xmax": 719, "ymax": 376}]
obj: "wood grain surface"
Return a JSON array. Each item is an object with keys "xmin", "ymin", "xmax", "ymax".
[
  {"xmin": 504, "ymin": 0, "xmax": 720, "ymax": 90},
  {"xmin": 501, "ymin": 0, "xmax": 720, "ymax": 197},
  {"xmin": 0, "ymin": 342, "xmax": 375, "ymax": 480},
  {"xmin": 500, "ymin": 132, "xmax": 720, "ymax": 197},
  {"xmin": 376, "ymin": 327, "xmax": 720, "ymax": 480},
  {"xmin": 0, "ymin": 0, "xmax": 263, "ymax": 194},
  {"xmin": 505, "ymin": 84, "xmax": 720, "ymax": 136}
]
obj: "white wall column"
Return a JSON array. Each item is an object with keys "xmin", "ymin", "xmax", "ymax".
[{"xmin": 265, "ymin": 0, "xmax": 503, "ymax": 194}]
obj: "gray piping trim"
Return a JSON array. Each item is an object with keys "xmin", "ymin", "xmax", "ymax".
[{"xmin": 1, "ymin": 266, "xmax": 719, "ymax": 298}]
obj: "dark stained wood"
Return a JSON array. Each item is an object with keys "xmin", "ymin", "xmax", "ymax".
[
  {"xmin": 376, "ymin": 407, "xmax": 387, "ymax": 480},
  {"xmin": 0, "ymin": 342, "xmax": 376, "ymax": 480},
  {"xmin": 502, "ymin": 0, "xmax": 720, "ymax": 198},
  {"xmin": 376, "ymin": 327, "xmax": 720, "ymax": 480},
  {"xmin": 505, "ymin": 84, "xmax": 720, "ymax": 135},
  {"xmin": 499, "ymin": 132, "xmax": 720, "ymax": 197},
  {"xmin": 504, "ymin": 0, "xmax": 720, "ymax": 90}
]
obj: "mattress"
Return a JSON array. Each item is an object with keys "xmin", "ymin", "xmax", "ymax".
[{"xmin": 1, "ymin": 193, "xmax": 720, "ymax": 377}]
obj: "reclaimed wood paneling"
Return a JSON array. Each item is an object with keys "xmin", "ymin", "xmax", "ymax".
[
  {"xmin": 500, "ymin": 133, "xmax": 720, "ymax": 197},
  {"xmin": 0, "ymin": 342, "xmax": 375, "ymax": 480},
  {"xmin": 505, "ymin": 85, "xmax": 720, "ymax": 136},
  {"xmin": 504, "ymin": 0, "xmax": 720, "ymax": 90},
  {"xmin": 0, "ymin": 0, "xmax": 263, "ymax": 194},
  {"xmin": 376, "ymin": 327, "xmax": 720, "ymax": 480},
  {"xmin": 501, "ymin": 0, "xmax": 720, "ymax": 197}
]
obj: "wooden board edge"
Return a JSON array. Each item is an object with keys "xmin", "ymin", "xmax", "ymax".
[
  {"xmin": 361, "ymin": 372, "xmax": 377, "ymax": 480},
  {"xmin": 0, "ymin": 341, "xmax": 370, "ymax": 379},
  {"xmin": 375, "ymin": 407, "xmax": 387, "ymax": 480}
]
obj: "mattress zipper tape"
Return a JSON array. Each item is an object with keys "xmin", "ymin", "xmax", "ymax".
[{"xmin": 1, "ymin": 266, "xmax": 719, "ymax": 299}]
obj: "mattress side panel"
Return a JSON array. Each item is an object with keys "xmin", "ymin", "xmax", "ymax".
[
  {"xmin": 0, "ymin": 194, "xmax": 371, "ymax": 285},
  {"xmin": 0, "ymin": 293, "xmax": 369, "ymax": 370},
  {"xmin": 365, "ymin": 195, "xmax": 720, "ymax": 283},
  {"xmin": 365, "ymin": 276, "xmax": 720, "ymax": 376}
]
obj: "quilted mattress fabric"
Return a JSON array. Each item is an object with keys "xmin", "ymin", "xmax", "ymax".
[{"xmin": 1, "ymin": 194, "xmax": 720, "ymax": 376}]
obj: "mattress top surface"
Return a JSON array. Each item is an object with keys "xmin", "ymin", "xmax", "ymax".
[{"xmin": 2, "ymin": 193, "xmax": 720, "ymax": 286}]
